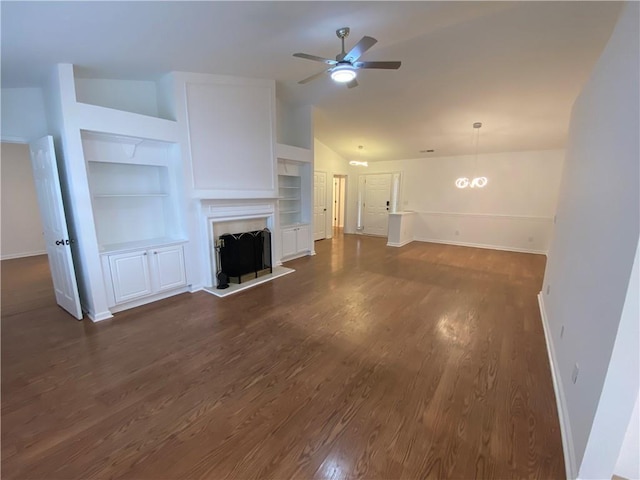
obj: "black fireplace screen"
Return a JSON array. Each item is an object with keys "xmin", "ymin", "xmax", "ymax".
[{"xmin": 217, "ymin": 229, "xmax": 272, "ymax": 284}]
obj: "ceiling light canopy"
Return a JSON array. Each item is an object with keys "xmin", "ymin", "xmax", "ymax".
[{"xmin": 331, "ymin": 64, "xmax": 357, "ymax": 83}]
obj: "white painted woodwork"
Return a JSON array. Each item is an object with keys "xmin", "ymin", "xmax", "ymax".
[
  {"xmin": 29, "ymin": 136, "xmax": 82, "ymax": 319},
  {"xmin": 314, "ymin": 171, "xmax": 327, "ymax": 240},
  {"xmin": 109, "ymin": 250, "xmax": 153, "ymax": 304},
  {"xmin": 184, "ymin": 78, "xmax": 276, "ymax": 196},
  {"xmin": 387, "ymin": 212, "xmax": 416, "ymax": 247},
  {"xmin": 281, "ymin": 225, "xmax": 310, "ymax": 261},
  {"xmin": 281, "ymin": 228, "xmax": 297, "ymax": 259},
  {"xmin": 276, "ymin": 143, "xmax": 312, "ymax": 163},
  {"xmin": 279, "ymin": 174, "xmax": 302, "ymax": 227},
  {"xmin": 83, "ymin": 132, "xmax": 186, "ymax": 253},
  {"xmin": 151, "ymin": 245, "xmax": 187, "ymax": 292},
  {"xmin": 106, "ymin": 244, "xmax": 186, "ymax": 305},
  {"xmin": 362, "ymin": 173, "xmax": 392, "ymax": 237}
]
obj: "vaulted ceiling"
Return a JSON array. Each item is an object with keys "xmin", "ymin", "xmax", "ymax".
[{"xmin": 1, "ymin": 1, "xmax": 622, "ymax": 161}]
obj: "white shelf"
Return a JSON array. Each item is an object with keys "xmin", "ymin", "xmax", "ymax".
[
  {"xmin": 278, "ymin": 174, "xmax": 302, "ymax": 226},
  {"xmin": 85, "ymin": 138, "xmax": 185, "ymax": 249},
  {"xmin": 94, "ymin": 194, "xmax": 169, "ymax": 198},
  {"xmin": 99, "ymin": 237, "xmax": 188, "ymax": 254}
]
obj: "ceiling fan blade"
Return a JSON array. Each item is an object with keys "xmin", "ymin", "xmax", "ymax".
[
  {"xmin": 298, "ymin": 69, "xmax": 329, "ymax": 85},
  {"xmin": 346, "ymin": 78, "xmax": 359, "ymax": 89},
  {"xmin": 343, "ymin": 36, "xmax": 377, "ymax": 63},
  {"xmin": 293, "ymin": 53, "xmax": 337, "ymax": 65},
  {"xmin": 354, "ymin": 61, "xmax": 402, "ymax": 70}
]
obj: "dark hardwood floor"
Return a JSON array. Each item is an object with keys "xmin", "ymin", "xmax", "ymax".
[{"xmin": 1, "ymin": 235, "xmax": 564, "ymax": 479}]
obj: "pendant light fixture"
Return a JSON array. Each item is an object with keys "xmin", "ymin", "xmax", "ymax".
[
  {"xmin": 456, "ymin": 122, "xmax": 488, "ymax": 189},
  {"xmin": 349, "ymin": 145, "xmax": 368, "ymax": 166}
]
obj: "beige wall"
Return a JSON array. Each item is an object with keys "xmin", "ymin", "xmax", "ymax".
[{"xmin": 1, "ymin": 142, "xmax": 46, "ymax": 259}]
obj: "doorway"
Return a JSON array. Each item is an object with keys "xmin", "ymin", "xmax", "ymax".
[
  {"xmin": 360, "ymin": 173, "xmax": 392, "ymax": 237},
  {"xmin": 332, "ymin": 175, "xmax": 346, "ymax": 235},
  {"xmin": 313, "ymin": 171, "xmax": 327, "ymax": 241}
]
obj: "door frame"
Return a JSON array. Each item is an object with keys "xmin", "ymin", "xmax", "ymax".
[
  {"xmin": 356, "ymin": 171, "xmax": 402, "ymax": 235},
  {"xmin": 332, "ymin": 174, "xmax": 347, "ymax": 230},
  {"xmin": 314, "ymin": 170, "xmax": 328, "ymax": 241}
]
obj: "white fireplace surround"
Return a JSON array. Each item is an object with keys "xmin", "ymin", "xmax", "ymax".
[{"xmin": 202, "ymin": 200, "xmax": 277, "ymax": 288}]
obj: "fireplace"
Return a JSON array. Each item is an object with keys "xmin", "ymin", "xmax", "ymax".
[
  {"xmin": 216, "ymin": 229, "xmax": 272, "ymax": 287},
  {"xmin": 202, "ymin": 201, "xmax": 293, "ymax": 297}
]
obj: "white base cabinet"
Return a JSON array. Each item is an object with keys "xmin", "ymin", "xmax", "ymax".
[
  {"xmin": 281, "ymin": 225, "xmax": 310, "ymax": 261},
  {"xmin": 103, "ymin": 244, "xmax": 187, "ymax": 307}
]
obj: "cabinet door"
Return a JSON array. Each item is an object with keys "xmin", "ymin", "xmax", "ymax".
[
  {"xmin": 296, "ymin": 225, "xmax": 310, "ymax": 254},
  {"xmin": 109, "ymin": 250, "xmax": 152, "ymax": 304},
  {"xmin": 151, "ymin": 245, "xmax": 187, "ymax": 292},
  {"xmin": 281, "ymin": 228, "xmax": 297, "ymax": 258}
]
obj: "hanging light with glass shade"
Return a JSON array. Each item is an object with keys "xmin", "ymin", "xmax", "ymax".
[{"xmin": 456, "ymin": 122, "xmax": 488, "ymax": 189}]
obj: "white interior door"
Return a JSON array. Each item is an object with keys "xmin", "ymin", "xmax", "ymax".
[
  {"xmin": 362, "ymin": 173, "xmax": 392, "ymax": 237},
  {"xmin": 29, "ymin": 136, "xmax": 82, "ymax": 319},
  {"xmin": 314, "ymin": 171, "xmax": 327, "ymax": 241}
]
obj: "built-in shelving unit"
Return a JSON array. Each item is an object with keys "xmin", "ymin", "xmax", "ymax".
[
  {"xmin": 83, "ymin": 132, "xmax": 186, "ymax": 254},
  {"xmin": 278, "ymin": 174, "xmax": 303, "ymax": 226}
]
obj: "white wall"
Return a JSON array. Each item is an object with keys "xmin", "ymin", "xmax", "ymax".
[
  {"xmin": 314, "ymin": 139, "xmax": 349, "ymax": 238},
  {"xmin": 74, "ymin": 78, "xmax": 160, "ymax": 118},
  {"xmin": 0, "ymin": 143, "xmax": 46, "ymax": 259},
  {"xmin": 345, "ymin": 149, "xmax": 564, "ymax": 253},
  {"xmin": 614, "ymin": 392, "xmax": 639, "ymax": 480},
  {"xmin": 1, "ymin": 87, "xmax": 48, "ymax": 142},
  {"xmin": 540, "ymin": 3, "xmax": 640, "ymax": 478}
]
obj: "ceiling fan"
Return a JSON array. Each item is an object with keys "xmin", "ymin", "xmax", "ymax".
[{"xmin": 293, "ymin": 27, "xmax": 401, "ymax": 88}]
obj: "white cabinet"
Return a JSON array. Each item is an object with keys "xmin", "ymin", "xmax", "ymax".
[
  {"xmin": 109, "ymin": 250, "xmax": 153, "ymax": 304},
  {"xmin": 281, "ymin": 225, "xmax": 310, "ymax": 261},
  {"xmin": 152, "ymin": 245, "xmax": 187, "ymax": 292},
  {"xmin": 105, "ymin": 244, "xmax": 186, "ymax": 306}
]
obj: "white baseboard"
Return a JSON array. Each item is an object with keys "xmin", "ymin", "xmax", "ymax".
[
  {"xmin": 86, "ymin": 310, "xmax": 114, "ymax": 322},
  {"xmin": 538, "ymin": 293, "xmax": 577, "ymax": 480},
  {"xmin": 107, "ymin": 287, "xmax": 190, "ymax": 316},
  {"xmin": 386, "ymin": 239, "xmax": 414, "ymax": 247},
  {"xmin": 413, "ymin": 236, "xmax": 547, "ymax": 255},
  {"xmin": 1, "ymin": 250, "xmax": 47, "ymax": 260}
]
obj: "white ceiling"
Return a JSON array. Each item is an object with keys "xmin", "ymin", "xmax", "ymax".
[{"xmin": 1, "ymin": 1, "xmax": 622, "ymax": 161}]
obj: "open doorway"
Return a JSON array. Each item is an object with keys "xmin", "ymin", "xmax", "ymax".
[{"xmin": 332, "ymin": 175, "xmax": 347, "ymax": 236}]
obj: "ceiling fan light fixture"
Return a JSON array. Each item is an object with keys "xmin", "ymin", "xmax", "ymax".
[{"xmin": 331, "ymin": 64, "xmax": 357, "ymax": 83}]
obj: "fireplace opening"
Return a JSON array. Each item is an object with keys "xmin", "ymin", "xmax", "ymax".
[{"xmin": 216, "ymin": 229, "xmax": 272, "ymax": 288}]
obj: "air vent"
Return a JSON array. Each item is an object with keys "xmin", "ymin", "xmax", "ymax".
[{"xmin": 419, "ymin": 149, "xmax": 435, "ymax": 153}]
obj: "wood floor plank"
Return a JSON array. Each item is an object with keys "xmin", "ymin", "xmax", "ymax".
[{"xmin": 1, "ymin": 234, "xmax": 564, "ymax": 479}]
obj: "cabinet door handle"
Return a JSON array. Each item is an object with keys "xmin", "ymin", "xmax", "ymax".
[
  {"xmin": 153, "ymin": 251, "xmax": 158, "ymax": 255},
  {"xmin": 143, "ymin": 252, "xmax": 148, "ymax": 256}
]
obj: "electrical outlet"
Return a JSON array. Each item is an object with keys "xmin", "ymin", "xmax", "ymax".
[
  {"xmin": 553, "ymin": 215, "xmax": 557, "ymax": 224},
  {"xmin": 546, "ymin": 285, "xmax": 551, "ymax": 295},
  {"xmin": 528, "ymin": 236, "xmax": 533, "ymax": 242},
  {"xmin": 571, "ymin": 363, "xmax": 579, "ymax": 384},
  {"xmin": 560, "ymin": 325, "xmax": 564, "ymax": 339},
  {"xmin": 455, "ymin": 230, "xmax": 460, "ymax": 236}
]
